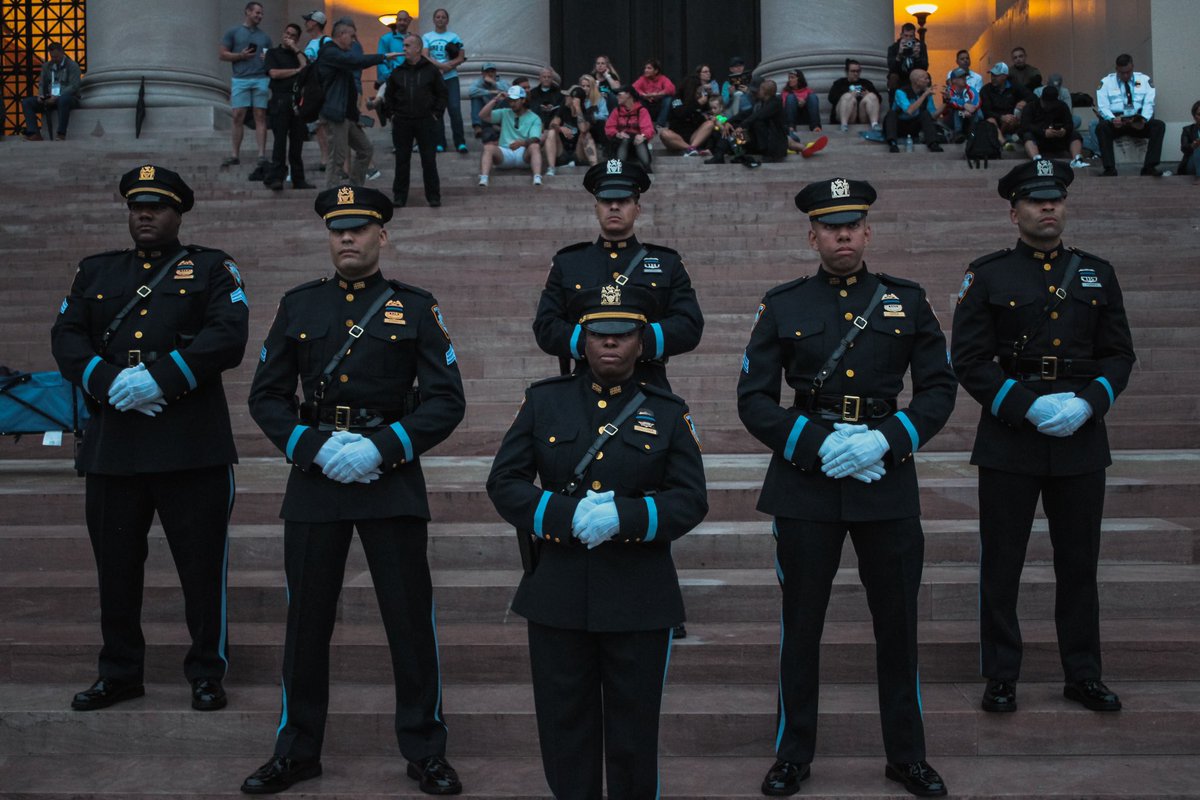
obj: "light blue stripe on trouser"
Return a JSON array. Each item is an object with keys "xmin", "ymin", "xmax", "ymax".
[
  {"xmin": 217, "ymin": 466, "xmax": 233, "ymax": 671},
  {"xmin": 431, "ymin": 601, "xmax": 446, "ymax": 729}
]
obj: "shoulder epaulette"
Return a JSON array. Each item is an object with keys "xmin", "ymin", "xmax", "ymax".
[
  {"xmin": 183, "ymin": 244, "xmax": 222, "ymax": 254},
  {"xmin": 386, "ymin": 279, "xmax": 433, "ymax": 298},
  {"xmin": 283, "ymin": 277, "xmax": 329, "ymax": 296},
  {"xmin": 643, "ymin": 242, "xmax": 680, "ymax": 256},
  {"xmin": 968, "ymin": 249, "xmax": 1011, "ymax": 270},
  {"xmin": 876, "ymin": 272, "xmax": 921, "ymax": 289},
  {"xmin": 1068, "ymin": 247, "xmax": 1112, "ymax": 266},
  {"xmin": 555, "ymin": 241, "xmax": 591, "ymax": 256},
  {"xmin": 530, "ymin": 373, "xmax": 577, "ymax": 389},
  {"xmin": 80, "ymin": 248, "xmax": 129, "ymax": 265},
  {"xmin": 765, "ymin": 275, "xmax": 810, "ymax": 297},
  {"xmin": 639, "ymin": 382, "xmax": 686, "ymax": 406}
]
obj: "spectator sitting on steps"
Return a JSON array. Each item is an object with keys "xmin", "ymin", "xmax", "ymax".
[
  {"xmin": 884, "ymin": 68, "xmax": 943, "ymax": 153},
  {"xmin": 479, "ymin": 85, "xmax": 545, "ymax": 187},
  {"xmin": 828, "ymin": 59, "xmax": 882, "ymax": 132}
]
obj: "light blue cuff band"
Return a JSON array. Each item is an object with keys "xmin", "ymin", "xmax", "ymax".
[
  {"xmin": 82, "ymin": 356, "xmax": 102, "ymax": 394},
  {"xmin": 1095, "ymin": 377, "xmax": 1115, "ymax": 406},
  {"xmin": 570, "ymin": 324, "xmax": 582, "ymax": 360},
  {"xmin": 169, "ymin": 350, "xmax": 198, "ymax": 391},
  {"xmin": 533, "ymin": 490, "xmax": 552, "ymax": 536},
  {"xmin": 651, "ymin": 322, "xmax": 664, "ymax": 360},
  {"xmin": 389, "ymin": 422, "xmax": 414, "ymax": 462},
  {"xmin": 783, "ymin": 416, "xmax": 807, "ymax": 462},
  {"xmin": 285, "ymin": 425, "xmax": 308, "ymax": 461},
  {"xmin": 895, "ymin": 411, "xmax": 920, "ymax": 453},
  {"xmin": 644, "ymin": 497, "xmax": 658, "ymax": 542},
  {"xmin": 991, "ymin": 378, "xmax": 1016, "ymax": 417}
]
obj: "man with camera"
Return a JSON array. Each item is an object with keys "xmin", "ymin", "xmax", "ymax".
[
  {"xmin": 886, "ymin": 23, "xmax": 928, "ymax": 94},
  {"xmin": 218, "ymin": 1, "xmax": 272, "ymax": 169},
  {"xmin": 1094, "ymin": 53, "xmax": 1166, "ymax": 177}
]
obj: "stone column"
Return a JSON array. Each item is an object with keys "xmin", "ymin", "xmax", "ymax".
[
  {"xmin": 757, "ymin": 0, "xmax": 894, "ymax": 93},
  {"xmin": 429, "ymin": 0, "xmax": 550, "ymax": 84}
]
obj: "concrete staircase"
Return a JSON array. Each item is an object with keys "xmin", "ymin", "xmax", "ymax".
[{"xmin": 1, "ymin": 127, "xmax": 1198, "ymax": 798}]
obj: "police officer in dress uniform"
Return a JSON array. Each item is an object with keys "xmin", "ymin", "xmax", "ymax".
[
  {"xmin": 532, "ymin": 159, "xmax": 703, "ymax": 390},
  {"xmin": 737, "ymin": 179, "xmax": 956, "ymax": 798},
  {"xmin": 242, "ymin": 186, "xmax": 466, "ymax": 795},
  {"xmin": 50, "ymin": 165, "xmax": 248, "ymax": 714},
  {"xmin": 952, "ymin": 160, "xmax": 1135, "ymax": 716},
  {"xmin": 487, "ymin": 285, "xmax": 708, "ymax": 800}
]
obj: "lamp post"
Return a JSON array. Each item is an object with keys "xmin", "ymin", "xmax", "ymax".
[{"xmin": 905, "ymin": 3, "xmax": 938, "ymax": 44}]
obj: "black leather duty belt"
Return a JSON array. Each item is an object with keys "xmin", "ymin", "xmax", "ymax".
[
  {"xmin": 999, "ymin": 355, "xmax": 1100, "ymax": 381},
  {"xmin": 795, "ymin": 394, "xmax": 896, "ymax": 423},
  {"xmin": 125, "ymin": 350, "xmax": 159, "ymax": 366},
  {"xmin": 299, "ymin": 403, "xmax": 404, "ymax": 431}
]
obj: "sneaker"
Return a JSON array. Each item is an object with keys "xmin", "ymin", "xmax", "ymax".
[
  {"xmin": 366, "ymin": 168, "xmax": 382, "ymax": 181},
  {"xmin": 55, "ymin": 133, "xmax": 67, "ymax": 141},
  {"xmin": 478, "ymin": 175, "xmax": 489, "ymax": 187},
  {"xmin": 800, "ymin": 135, "xmax": 828, "ymax": 159},
  {"xmin": 22, "ymin": 131, "xmax": 43, "ymax": 141},
  {"xmin": 839, "ymin": 123, "xmax": 849, "ymax": 132},
  {"xmin": 533, "ymin": 174, "xmax": 543, "ymax": 186},
  {"xmin": 1003, "ymin": 142, "xmax": 1017, "ymax": 151},
  {"xmin": 221, "ymin": 156, "xmax": 240, "ymax": 167},
  {"xmin": 457, "ymin": 144, "xmax": 468, "ymax": 154},
  {"xmin": 547, "ymin": 166, "xmax": 557, "ymax": 177},
  {"xmin": 683, "ymin": 148, "xmax": 698, "ymax": 157}
]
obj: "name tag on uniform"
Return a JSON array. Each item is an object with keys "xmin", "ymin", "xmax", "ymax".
[
  {"xmin": 883, "ymin": 302, "xmax": 906, "ymax": 318},
  {"xmin": 174, "ymin": 268, "xmax": 194, "ymax": 279},
  {"xmin": 384, "ymin": 310, "xmax": 406, "ymax": 325},
  {"xmin": 1078, "ymin": 268, "xmax": 1102, "ymax": 288}
]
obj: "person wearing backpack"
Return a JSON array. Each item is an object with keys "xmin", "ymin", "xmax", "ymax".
[{"xmin": 263, "ymin": 23, "xmax": 315, "ymax": 190}]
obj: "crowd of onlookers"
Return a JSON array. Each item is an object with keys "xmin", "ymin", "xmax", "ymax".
[{"xmin": 19, "ymin": 5, "xmax": 1199, "ymax": 192}]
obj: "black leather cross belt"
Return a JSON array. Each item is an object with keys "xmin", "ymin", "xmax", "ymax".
[
  {"xmin": 794, "ymin": 394, "xmax": 896, "ymax": 422},
  {"xmin": 999, "ymin": 355, "xmax": 1100, "ymax": 381}
]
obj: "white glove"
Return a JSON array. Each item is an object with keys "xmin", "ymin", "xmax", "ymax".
[
  {"xmin": 131, "ymin": 401, "xmax": 165, "ymax": 417},
  {"xmin": 108, "ymin": 363, "xmax": 164, "ymax": 411},
  {"xmin": 1037, "ymin": 396, "xmax": 1093, "ymax": 437},
  {"xmin": 572, "ymin": 489, "xmax": 614, "ymax": 537},
  {"xmin": 817, "ymin": 423, "xmax": 867, "ymax": 460},
  {"xmin": 821, "ymin": 425, "xmax": 889, "ymax": 480},
  {"xmin": 849, "ymin": 459, "xmax": 887, "ymax": 483},
  {"xmin": 1024, "ymin": 392, "xmax": 1073, "ymax": 426},
  {"xmin": 576, "ymin": 500, "xmax": 620, "ymax": 549},
  {"xmin": 313, "ymin": 431, "xmax": 363, "ymax": 468},
  {"xmin": 322, "ymin": 438, "xmax": 383, "ymax": 483}
]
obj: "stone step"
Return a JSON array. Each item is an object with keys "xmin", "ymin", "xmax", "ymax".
[
  {"xmin": 4, "ymin": 563, "xmax": 1196, "ymax": 625},
  {"xmin": 2, "ymin": 516, "xmax": 1191, "ymax": 573},
  {"xmin": 4, "ymin": 753, "xmax": 1198, "ymax": 799},
  {"xmin": 3, "ymin": 618, "xmax": 1194, "ymax": 686},
  {"xmin": 3, "ymin": 681, "xmax": 1196, "ymax": 758}
]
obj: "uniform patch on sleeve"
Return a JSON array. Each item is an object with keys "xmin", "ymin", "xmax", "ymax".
[
  {"xmin": 260, "ymin": 345, "xmax": 267, "ymax": 362},
  {"xmin": 753, "ymin": 302, "xmax": 766, "ymax": 329},
  {"xmin": 956, "ymin": 271, "xmax": 974, "ymax": 304},
  {"xmin": 230, "ymin": 287, "xmax": 248, "ymax": 307},
  {"xmin": 445, "ymin": 344, "xmax": 456, "ymax": 366},
  {"xmin": 223, "ymin": 260, "xmax": 244, "ymax": 287},
  {"xmin": 432, "ymin": 304, "xmax": 452, "ymax": 341},
  {"xmin": 742, "ymin": 351, "xmax": 750, "ymax": 374},
  {"xmin": 59, "ymin": 298, "xmax": 68, "ymax": 314},
  {"xmin": 684, "ymin": 412, "xmax": 702, "ymax": 451}
]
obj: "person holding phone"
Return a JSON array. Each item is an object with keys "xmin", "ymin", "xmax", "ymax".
[
  {"xmin": 1020, "ymin": 83, "xmax": 1087, "ymax": 167},
  {"xmin": 828, "ymin": 59, "xmax": 882, "ymax": 131},
  {"xmin": 218, "ymin": 1, "xmax": 272, "ymax": 168},
  {"xmin": 1176, "ymin": 100, "xmax": 1200, "ymax": 182},
  {"xmin": 1094, "ymin": 53, "xmax": 1166, "ymax": 176}
]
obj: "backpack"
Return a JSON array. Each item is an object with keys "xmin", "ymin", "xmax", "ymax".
[
  {"xmin": 965, "ymin": 120, "xmax": 1003, "ymax": 168},
  {"xmin": 293, "ymin": 37, "xmax": 331, "ymax": 123}
]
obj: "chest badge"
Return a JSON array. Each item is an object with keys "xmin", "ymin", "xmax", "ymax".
[
  {"xmin": 1078, "ymin": 268, "xmax": 1102, "ymax": 288},
  {"xmin": 883, "ymin": 302, "xmax": 906, "ymax": 318},
  {"xmin": 633, "ymin": 408, "xmax": 658, "ymax": 436},
  {"xmin": 642, "ymin": 257, "xmax": 663, "ymax": 274},
  {"xmin": 957, "ymin": 271, "xmax": 974, "ymax": 304},
  {"xmin": 174, "ymin": 267, "xmax": 194, "ymax": 280}
]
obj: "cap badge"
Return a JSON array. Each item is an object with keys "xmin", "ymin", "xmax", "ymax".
[
  {"xmin": 1036, "ymin": 159, "xmax": 1054, "ymax": 177},
  {"xmin": 606, "ymin": 159, "xmax": 623, "ymax": 175},
  {"xmin": 337, "ymin": 187, "xmax": 355, "ymax": 205},
  {"xmin": 600, "ymin": 284, "xmax": 621, "ymax": 305},
  {"xmin": 831, "ymin": 178, "xmax": 850, "ymax": 199},
  {"xmin": 139, "ymin": 165, "xmax": 155, "ymax": 181}
]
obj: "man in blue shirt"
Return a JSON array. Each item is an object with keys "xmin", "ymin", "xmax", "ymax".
[
  {"xmin": 421, "ymin": 8, "xmax": 468, "ymax": 153},
  {"xmin": 218, "ymin": 2, "xmax": 272, "ymax": 168},
  {"xmin": 376, "ymin": 9, "xmax": 413, "ymax": 87},
  {"xmin": 883, "ymin": 68, "xmax": 943, "ymax": 153}
]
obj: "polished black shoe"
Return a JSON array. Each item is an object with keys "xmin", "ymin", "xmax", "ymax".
[
  {"xmin": 71, "ymin": 677, "xmax": 145, "ymax": 711},
  {"xmin": 1100, "ymin": 167, "xmax": 1118, "ymax": 176},
  {"xmin": 885, "ymin": 761, "xmax": 947, "ymax": 797},
  {"xmin": 1140, "ymin": 165, "xmax": 1163, "ymax": 177},
  {"xmin": 191, "ymin": 678, "xmax": 227, "ymax": 711},
  {"xmin": 888, "ymin": 140, "xmax": 900, "ymax": 153},
  {"xmin": 240, "ymin": 756, "xmax": 322, "ymax": 794},
  {"xmin": 672, "ymin": 623, "xmax": 687, "ymax": 639},
  {"xmin": 407, "ymin": 755, "xmax": 462, "ymax": 795},
  {"xmin": 392, "ymin": 195, "xmax": 407, "ymax": 207},
  {"xmin": 428, "ymin": 198, "xmax": 442, "ymax": 208},
  {"xmin": 1064, "ymin": 679, "xmax": 1122, "ymax": 711},
  {"xmin": 982, "ymin": 679, "xmax": 1017, "ymax": 712},
  {"xmin": 760, "ymin": 760, "xmax": 810, "ymax": 796}
]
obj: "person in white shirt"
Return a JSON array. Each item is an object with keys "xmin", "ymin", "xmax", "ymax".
[
  {"xmin": 946, "ymin": 49, "xmax": 983, "ymax": 96},
  {"xmin": 1094, "ymin": 53, "xmax": 1164, "ymax": 176}
]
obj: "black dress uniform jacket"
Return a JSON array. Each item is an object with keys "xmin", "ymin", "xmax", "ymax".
[
  {"xmin": 248, "ymin": 271, "xmax": 465, "ymax": 522},
  {"xmin": 951, "ymin": 241, "xmax": 1136, "ymax": 475},
  {"xmin": 533, "ymin": 236, "xmax": 703, "ymax": 371},
  {"xmin": 737, "ymin": 267, "xmax": 957, "ymax": 521},
  {"xmin": 487, "ymin": 372, "xmax": 708, "ymax": 632},
  {"xmin": 51, "ymin": 243, "xmax": 249, "ymax": 473}
]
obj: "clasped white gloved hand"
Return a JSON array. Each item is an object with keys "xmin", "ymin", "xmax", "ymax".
[
  {"xmin": 1037, "ymin": 396, "xmax": 1093, "ymax": 437},
  {"xmin": 131, "ymin": 401, "xmax": 165, "ymax": 417},
  {"xmin": 821, "ymin": 423, "xmax": 889, "ymax": 480},
  {"xmin": 572, "ymin": 489, "xmax": 614, "ymax": 537},
  {"xmin": 108, "ymin": 363, "xmax": 165, "ymax": 411},
  {"xmin": 849, "ymin": 459, "xmax": 887, "ymax": 483},
  {"xmin": 1024, "ymin": 392, "xmax": 1074, "ymax": 426},
  {"xmin": 817, "ymin": 423, "xmax": 866, "ymax": 460},
  {"xmin": 576, "ymin": 499, "xmax": 620, "ymax": 549},
  {"xmin": 322, "ymin": 437, "xmax": 383, "ymax": 484}
]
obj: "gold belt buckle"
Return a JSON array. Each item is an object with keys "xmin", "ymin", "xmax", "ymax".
[
  {"xmin": 127, "ymin": 350, "xmax": 141, "ymax": 366},
  {"xmin": 334, "ymin": 405, "xmax": 351, "ymax": 431},
  {"xmin": 1040, "ymin": 356, "xmax": 1058, "ymax": 380},
  {"xmin": 841, "ymin": 395, "xmax": 862, "ymax": 422}
]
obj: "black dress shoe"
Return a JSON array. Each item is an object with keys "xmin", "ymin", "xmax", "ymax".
[
  {"xmin": 71, "ymin": 677, "xmax": 145, "ymax": 711},
  {"xmin": 191, "ymin": 678, "xmax": 227, "ymax": 711},
  {"xmin": 407, "ymin": 755, "xmax": 462, "ymax": 795},
  {"xmin": 885, "ymin": 761, "xmax": 947, "ymax": 797},
  {"xmin": 241, "ymin": 756, "xmax": 322, "ymax": 794},
  {"xmin": 392, "ymin": 195, "xmax": 407, "ymax": 208},
  {"xmin": 1064, "ymin": 679, "xmax": 1122, "ymax": 711},
  {"xmin": 760, "ymin": 760, "xmax": 810, "ymax": 796},
  {"xmin": 982, "ymin": 679, "xmax": 1017, "ymax": 712},
  {"xmin": 888, "ymin": 140, "xmax": 900, "ymax": 153},
  {"xmin": 1140, "ymin": 165, "xmax": 1163, "ymax": 177},
  {"xmin": 672, "ymin": 623, "xmax": 687, "ymax": 639},
  {"xmin": 1101, "ymin": 167, "xmax": 1118, "ymax": 176},
  {"xmin": 428, "ymin": 198, "xmax": 441, "ymax": 208}
]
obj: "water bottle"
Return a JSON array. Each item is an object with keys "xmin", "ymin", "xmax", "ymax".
[{"xmin": 904, "ymin": 135, "xmax": 913, "ymax": 153}]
